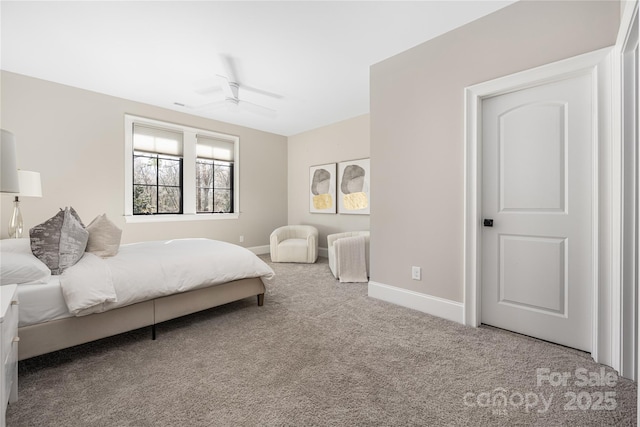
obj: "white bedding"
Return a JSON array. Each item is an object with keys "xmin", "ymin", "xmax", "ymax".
[
  {"xmin": 60, "ymin": 238, "xmax": 275, "ymax": 316},
  {"xmin": 17, "ymin": 277, "xmax": 72, "ymax": 327}
]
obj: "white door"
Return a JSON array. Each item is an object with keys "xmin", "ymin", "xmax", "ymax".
[{"xmin": 481, "ymin": 73, "xmax": 593, "ymax": 352}]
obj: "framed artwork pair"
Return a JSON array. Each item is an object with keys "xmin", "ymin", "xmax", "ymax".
[{"xmin": 309, "ymin": 158, "xmax": 370, "ymax": 215}]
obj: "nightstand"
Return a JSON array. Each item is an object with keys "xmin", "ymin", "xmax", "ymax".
[{"xmin": 1, "ymin": 285, "xmax": 18, "ymax": 427}]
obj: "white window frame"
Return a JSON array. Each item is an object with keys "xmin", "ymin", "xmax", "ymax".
[{"xmin": 124, "ymin": 114, "xmax": 240, "ymax": 223}]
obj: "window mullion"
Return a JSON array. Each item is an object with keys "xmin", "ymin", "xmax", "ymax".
[
  {"xmin": 225, "ymin": 163, "xmax": 233, "ymax": 212},
  {"xmin": 183, "ymin": 132, "xmax": 197, "ymax": 214},
  {"xmin": 155, "ymin": 155, "xmax": 160, "ymax": 214}
]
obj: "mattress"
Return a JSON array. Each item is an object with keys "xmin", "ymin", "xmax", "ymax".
[
  {"xmin": 61, "ymin": 238, "xmax": 274, "ymax": 316},
  {"xmin": 17, "ymin": 277, "xmax": 72, "ymax": 327},
  {"xmin": 14, "ymin": 238, "xmax": 274, "ymax": 326}
]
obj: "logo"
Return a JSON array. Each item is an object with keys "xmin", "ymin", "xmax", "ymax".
[{"xmin": 463, "ymin": 367, "xmax": 618, "ymax": 416}]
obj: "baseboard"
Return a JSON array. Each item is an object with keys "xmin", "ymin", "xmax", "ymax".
[
  {"xmin": 248, "ymin": 245, "xmax": 328, "ymax": 258},
  {"xmin": 368, "ymin": 281, "xmax": 464, "ymax": 324},
  {"xmin": 248, "ymin": 245, "xmax": 270, "ymax": 255}
]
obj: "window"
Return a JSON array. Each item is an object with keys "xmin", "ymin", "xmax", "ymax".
[
  {"xmin": 124, "ymin": 115, "xmax": 239, "ymax": 222},
  {"xmin": 132, "ymin": 124, "xmax": 183, "ymax": 214},
  {"xmin": 133, "ymin": 152, "xmax": 183, "ymax": 214},
  {"xmin": 196, "ymin": 135, "xmax": 234, "ymax": 213}
]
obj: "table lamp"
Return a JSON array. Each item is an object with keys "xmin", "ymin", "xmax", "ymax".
[{"xmin": 8, "ymin": 170, "xmax": 42, "ymax": 238}]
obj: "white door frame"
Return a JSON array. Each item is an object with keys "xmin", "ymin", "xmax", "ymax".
[
  {"xmin": 463, "ymin": 47, "xmax": 615, "ymax": 367},
  {"xmin": 616, "ymin": 0, "xmax": 639, "ymax": 382}
]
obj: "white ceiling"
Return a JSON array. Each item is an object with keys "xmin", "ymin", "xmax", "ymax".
[{"xmin": 1, "ymin": 1, "xmax": 515, "ymax": 136}]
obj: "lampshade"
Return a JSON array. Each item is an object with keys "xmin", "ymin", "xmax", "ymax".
[
  {"xmin": 17, "ymin": 170, "xmax": 42, "ymax": 197},
  {"xmin": 1, "ymin": 129, "xmax": 20, "ymax": 193}
]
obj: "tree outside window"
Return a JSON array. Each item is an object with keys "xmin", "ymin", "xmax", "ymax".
[
  {"xmin": 133, "ymin": 152, "xmax": 182, "ymax": 214},
  {"xmin": 196, "ymin": 159, "xmax": 233, "ymax": 213}
]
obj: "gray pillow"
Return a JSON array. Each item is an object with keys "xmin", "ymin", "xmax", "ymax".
[{"xmin": 30, "ymin": 207, "xmax": 89, "ymax": 275}]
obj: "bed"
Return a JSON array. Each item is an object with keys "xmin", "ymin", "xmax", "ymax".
[{"xmin": 0, "ymin": 237, "xmax": 274, "ymax": 360}]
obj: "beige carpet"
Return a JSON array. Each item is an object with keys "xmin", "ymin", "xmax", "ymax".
[{"xmin": 6, "ymin": 256, "xmax": 637, "ymax": 426}]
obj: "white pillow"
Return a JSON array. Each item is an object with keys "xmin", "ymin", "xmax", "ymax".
[
  {"xmin": 86, "ymin": 214, "xmax": 122, "ymax": 257},
  {"xmin": 0, "ymin": 252, "xmax": 51, "ymax": 285},
  {"xmin": 0, "ymin": 238, "xmax": 32, "ymax": 254}
]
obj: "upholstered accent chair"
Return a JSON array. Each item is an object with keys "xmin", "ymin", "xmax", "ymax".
[
  {"xmin": 270, "ymin": 225, "xmax": 319, "ymax": 263},
  {"xmin": 327, "ymin": 231, "xmax": 370, "ymax": 279}
]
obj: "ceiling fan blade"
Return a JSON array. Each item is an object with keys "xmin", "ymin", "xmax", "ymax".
[
  {"xmin": 240, "ymin": 84, "xmax": 284, "ymax": 100},
  {"xmin": 201, "ymin": 100, "xmax": 229, "ymax": 111},
  {"xmin": 182, "ymin": 99, "xmax": 227, "ymax": 111},
  {"xmin": 219, "ymin": 54, "xmax": 239, "ymax": 83},
  {"xmin": 238, "ymin": 99, "xmax": 277, "ymax": 118}
]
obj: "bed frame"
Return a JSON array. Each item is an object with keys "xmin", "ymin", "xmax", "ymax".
[{"xmin": 17, "ymin": 278, "xmax": 265, "ymax": 360}]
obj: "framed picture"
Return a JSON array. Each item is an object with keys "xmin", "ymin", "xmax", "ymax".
[
  {"xmin": 309, "ymin": 163, "xmax": 337, "ymax": 213},
  {"xmin": 338, "ymin": 158, "xmax": 370, "ymax": 215}
]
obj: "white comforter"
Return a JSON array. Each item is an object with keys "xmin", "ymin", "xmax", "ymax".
[{"xmin": 60, "ymin": 238, "xmax": 275, "ymax": 316}]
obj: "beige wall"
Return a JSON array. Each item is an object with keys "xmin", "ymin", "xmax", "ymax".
[
  {"xmin": 287, "ymin": 114, "xmax": 370, "ymax": 249},
  {"xmin": 0, "ymin": 71, "xmax": 288, "ymax": 247},
  {"xmin": 370, "ymin": 0, "xmax": 620, "ymax": 302}
]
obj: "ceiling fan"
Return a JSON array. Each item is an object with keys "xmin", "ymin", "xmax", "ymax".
[{"xmin": 177, "ymin": 55, "xmax": 281, "ymax": 118}]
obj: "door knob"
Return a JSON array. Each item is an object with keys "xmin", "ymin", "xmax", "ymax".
[{"xmin": 483, "ymin": 219, "xmax": 494, "ymax": 227}]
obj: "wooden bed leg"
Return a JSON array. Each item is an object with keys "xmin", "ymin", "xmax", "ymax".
[
  {"xmin": 257, "ymin": 293, "xmax": 264, "ymax": 306},
  {"xmin": 152, "ymin": 324, "xmax": 156, "ymax": 340}
]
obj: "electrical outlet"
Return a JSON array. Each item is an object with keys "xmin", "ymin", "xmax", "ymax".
[
  {"xmin": 239, "ymin": 235, "xmax": 244, "ymax": 243},
  {"xmin": 412, "ymin": 266, "xmax": 421, "ymax": 281}
]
